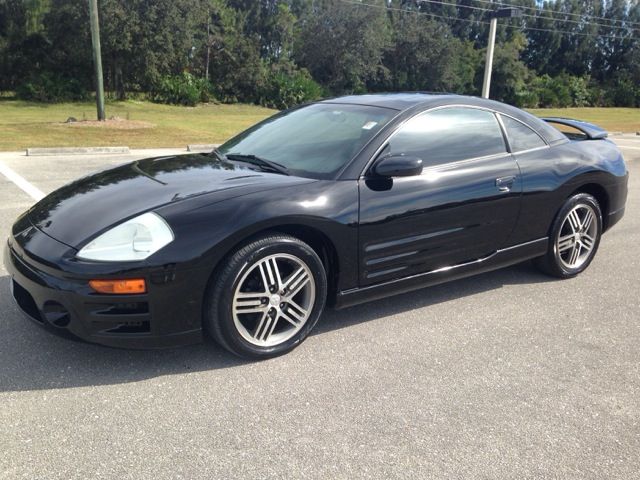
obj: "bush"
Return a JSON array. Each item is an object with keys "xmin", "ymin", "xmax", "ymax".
[
  {"xmin": 16, "ymin": 72, "xmax": 90, "ymax": 102},
  {"xmin": 568, "ymin": 75, "xmax": 590, "ymax": 107},
  {"xmin": 530, "ymin": 74, "xmax": 571, "ymax": 108},
  {"xmin": 149, "ymin": 72, "xmax": 213, "ymax": 106},
  {"xmin": 259, "ymin": 69, "xmax": 324, "ymax": 110},
  {"xmin": 604, "ymin": 72, "xmax": 639, "ymax": 107}
]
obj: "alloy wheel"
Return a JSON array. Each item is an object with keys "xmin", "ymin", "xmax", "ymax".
[
  {"xmin": 555, "ymin": 204, "xmax": 598, "ymax": 270},
  {"xmin": 232, "ymin": 253, "xmax": 316, "ymax": 347}
]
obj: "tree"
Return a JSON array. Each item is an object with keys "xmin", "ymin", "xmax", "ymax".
[
  {"xmin": 381, "ymin": 7, "xmax": 468, "ymax": 93},
  {"xmin": 481, "ymin": 33, "xmax": 533, "ymax": 105},
  {"xmin": 295, "ymin": 0, "xmax": 391, "ymax": 94}
]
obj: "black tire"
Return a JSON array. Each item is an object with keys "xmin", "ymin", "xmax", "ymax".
[
  {"xmin": 204, "ymin": 233, "xmax": 327, "ymax": 359},
  {"xmin": 534, "ymin": 193, "xmax": 602, "ymax": 279}
]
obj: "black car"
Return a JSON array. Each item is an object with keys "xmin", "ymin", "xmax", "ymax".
[{"xmin": 4, "ymin": 94, "xmax": 628, "ymax": 358}]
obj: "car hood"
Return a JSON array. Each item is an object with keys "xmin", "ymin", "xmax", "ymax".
[{"xmin": 28, "ymin": 153, "xmax": 313, "ymax": 248}]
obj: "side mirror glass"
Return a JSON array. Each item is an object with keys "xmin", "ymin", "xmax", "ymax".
[{"xmin": 373, "ymin": 154, "xmax": 423, "ymax": 178}]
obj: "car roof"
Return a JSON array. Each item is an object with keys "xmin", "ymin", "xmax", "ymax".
[
  {"xmin": 320, "ymin": 92, "xmax": 461, "ymax": 110},
  {"xmin": 321, "ymin": 93, "xmax": 566, "ymax": 145}
]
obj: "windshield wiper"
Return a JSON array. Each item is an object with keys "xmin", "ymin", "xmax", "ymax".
[{"xmin": 224, "ymin": 153, "xmax": 290, "ymax": 176}]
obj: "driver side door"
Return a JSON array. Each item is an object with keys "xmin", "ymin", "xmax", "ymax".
[{"xmin": 357, "ymin": 107, "xmax": 522, "ymax": 286}]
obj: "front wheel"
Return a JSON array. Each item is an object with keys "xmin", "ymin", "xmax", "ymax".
[
  {"xmin": 534, "ymin": 193, "xmax": 602, "ymax": 279},
  {"xmin": 204, "ymin": 233, "xmax": 327, "ymax": 359}
]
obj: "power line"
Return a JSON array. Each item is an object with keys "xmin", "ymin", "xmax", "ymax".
[
  {"xmin": 518, "ymin": 11, "xmax": 639, "ymax": 33},
  {"xmin": 470, "ymin": 0, "xmax": 640, "ymax": 28},
  {"xmin": 344, "ymin": 0, "xmax": 494, "ymax": 26},
  {"xmin": 417, "ymin": 0, "xmax": 639, "ymax": 32},
  {"xmin": 340, "ymin": 0, "xmax": 635, "ymax": 40},
  {"xmin": 417, "ymin": 0, "xmax": 491, "ymax": 13}
]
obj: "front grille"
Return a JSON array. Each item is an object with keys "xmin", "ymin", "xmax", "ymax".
[
  {"xmin": 88, "ymin": 301, "xmax": 152, "ymax": 335},
  {"xmin": 91, "ymin": 319, "xmax": 151, "ymax": 335},
  {"xmin": 90, "ymin": 302, "xmax": 149, "ymax": 316}
]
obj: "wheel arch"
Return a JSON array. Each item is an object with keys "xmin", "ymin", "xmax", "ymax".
[
  {"xmin": 268, "ymin": 224, "xmax": 340, "ymax": 305},
  {"xmin": 204, "ymin": 222, "xmax": 342, "ymax": 308},
  {"xmin": 570, "ymin": 182, "xmax": 610, "ymax": 230}
]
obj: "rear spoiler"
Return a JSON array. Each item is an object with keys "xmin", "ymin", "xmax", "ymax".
[{"xmin": 541, "ymin": 117, "xmax": 608, "ymax": 140}]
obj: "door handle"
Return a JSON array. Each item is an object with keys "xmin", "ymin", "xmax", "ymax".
[{"xmin": 495, "ymin": 175, "xmax": 516, "ymax": 192}]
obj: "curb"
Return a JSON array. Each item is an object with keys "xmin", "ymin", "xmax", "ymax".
[
  {"xmin": 187, "ymin": 144, "xmax": 218, "ymax": 152},
  {"xmin": 26, "ymin": 146, "xmax": 130, "ymax": 156}
]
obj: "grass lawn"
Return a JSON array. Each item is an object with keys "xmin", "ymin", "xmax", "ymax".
[
  {"xmin": 0, "ymin": 100, "xmax": 637, "ymax": 151},
  {"xmin": 528, "ymin": 107, "xmax": 640, "ymax": 133},
  {"xmin": 0, "ymin": 99, "xmax": 276, "ymax": 151}
]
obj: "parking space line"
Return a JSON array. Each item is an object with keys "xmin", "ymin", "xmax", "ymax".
[
  {"xmin": 618, "ymin": 145, "xmax": 640, "ymax": 151},
  {"xmin": 0, "ymin": 161, "xmax": 45, "ymax": 201}
]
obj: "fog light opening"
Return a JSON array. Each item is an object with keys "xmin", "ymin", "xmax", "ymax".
[{"xmin": 42, "ymin": 301, "xmax": 71, "ymax": 328}]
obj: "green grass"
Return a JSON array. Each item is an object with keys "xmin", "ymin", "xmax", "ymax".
[
  {"xmin": 528, "ymin": 107, "xmax": 640, "ymax": 133},
  {"xmin": 0, "ymin": 99, "xmax": 276, "ymax": 151},
  {"xmin": 0, "ymin": 100, "xmax": 637, "ymax": 151}
]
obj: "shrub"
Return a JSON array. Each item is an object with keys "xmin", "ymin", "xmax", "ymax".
[
  {"xmin": 149, "ymin": 72, "xmax": 213, "ymax": 106},
  {"xmin": 259, "ymin": 69, "xmax": 324, "ymax": 110},
  {"xmin": 537, "ymin": 75, "xmax": 572, "ymax": 108},
  {"xmin": 568, "ymin": 75, "xmax": 590, "ymax": 107},
  {"xmin": 604, "ymin": 72, "xmax": 639, "ymax": 107},
  {"xmin": 16, "ymin": 72, "xmax": 90, "ymax": 102}
]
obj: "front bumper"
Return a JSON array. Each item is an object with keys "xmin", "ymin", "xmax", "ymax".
[{"xmin": 4, "ymin": 237, "xmax": 204, "ymax": 349}]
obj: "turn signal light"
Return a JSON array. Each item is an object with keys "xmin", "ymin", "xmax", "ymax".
[{"xmin": 89, "ymin": 279, "xmax": 147, "ymax": 295}]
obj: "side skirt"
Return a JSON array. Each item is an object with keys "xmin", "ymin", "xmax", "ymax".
[{"xmin": 334, "ymin": 237, "xmax": 548, "ymax": 309}]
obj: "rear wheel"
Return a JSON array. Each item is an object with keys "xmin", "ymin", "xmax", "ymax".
[
  {"xmin": 534, "ymin": 193, "xmax": 602, "ymax": 278},
  {"xmin": 205, "ymin": 233, "xmax": 327, "ymax": 359}
]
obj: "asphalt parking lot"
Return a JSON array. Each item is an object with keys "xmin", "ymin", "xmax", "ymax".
[{"xmin": 0, "ymin": 138, "xmax": 639, "ymax": 479}]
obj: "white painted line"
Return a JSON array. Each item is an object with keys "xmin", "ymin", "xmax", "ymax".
[
  {"xmin": 617, "ymin": 145, "xmax": 640, "ymax": 151},
  {"xmin": 0, "ymin": 161, "xmax": 46, "ymax": 201}
]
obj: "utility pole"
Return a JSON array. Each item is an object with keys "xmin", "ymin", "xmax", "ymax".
[
  {"xmin": 481, "ymin": 7, "xmax": 522, "ymax": 99},
  {"xmin": 482, "ymin": 16, "xmax": 497, "ymax": 99},
  {"xmin": 205, "ymin": 12, "xmax": 211, "ymax": 81},
  {"xmin": 88, "ymin": 0, "xmax": 105, "ymax": 121}
]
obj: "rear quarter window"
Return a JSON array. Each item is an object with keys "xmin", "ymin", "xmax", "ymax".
[{"xmin": 500, "ymin": 115, "xmax": 547, "ymax": 152}]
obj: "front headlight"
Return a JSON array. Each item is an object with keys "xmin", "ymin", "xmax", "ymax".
[{"xmin": 77, "ymin": 212, "xmax": 174, "ymax": 262}]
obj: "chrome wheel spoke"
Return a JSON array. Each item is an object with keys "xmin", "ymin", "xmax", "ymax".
[
  {"xmin": 581, "ymin": 234, "xmax": 595, "ymax": 250},
  {"xmin": 282, "ymin": 300, "xmax": 308, "ymax": 326},
  {"xmin": 253, "ymin": 311, "xmax": 278, "ymax": 342},
  {"xmin": 283, "ymin": 268, "xmax": 310, "ymax": 298},
  {"xmin": 259, "ymin": 257, "xmax": 282, "ymax": 291},
  {"xmin": 235, "ymin": 305, "xmax": 268, "ymax": 315},
  {"xmin": 581, "ymin": 210, "xmax": 594, "ymax": 233},
  {"xmin": 567, "ymin": 210, "xmax": 582, "ymax": 233},
  {"xmin": 233, "ymin": 293, "xmax": 267, "ymax": 314},
  {"xmin": 568, "ymin": 243, "xmax": 581, "ymax": 266},
  {"xmin": 557, "ymin": 234, "xmax": 575, "ymax": 253},
  {"xmin": 279, "ymin": 309, "xmax": 303, "ymax": 328}
]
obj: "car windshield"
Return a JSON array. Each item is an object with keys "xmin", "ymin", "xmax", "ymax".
[{"xmin": 217, "ymin": 103, "xmax": 397, "ymax": 179}]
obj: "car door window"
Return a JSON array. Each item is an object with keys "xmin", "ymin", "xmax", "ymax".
[
  {"xmin": 499, "ymin": 114, "xmax": 547, "ymax": 152},
  {"xmin": 387, "ymin": 107, "xmax": 507, "ymax": 167}
]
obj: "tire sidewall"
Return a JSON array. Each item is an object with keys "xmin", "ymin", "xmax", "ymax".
[
  {"xmin": 214, "ymin": 237, "xmax": 327, "ymax": 358},
  {"xmin": 550, "ymin": 193, "xmax": 602, "ymax": 277}
]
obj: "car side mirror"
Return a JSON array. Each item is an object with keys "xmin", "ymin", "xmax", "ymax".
[{"xmin": 373, "ymin": 154, "xmax": 423, "ymax": 178}]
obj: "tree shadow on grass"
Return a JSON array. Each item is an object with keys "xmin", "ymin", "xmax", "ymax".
[{"xmin": 0, "ymin": 262, "xmax": 553, "ymax": 393}]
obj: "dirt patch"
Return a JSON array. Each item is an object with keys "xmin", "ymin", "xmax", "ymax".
[{"xmin": 61, "ymin": 117, "xmax": 154, "ymax": 129}]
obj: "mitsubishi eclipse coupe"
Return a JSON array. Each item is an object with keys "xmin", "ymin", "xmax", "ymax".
[{"xmin": 5, "ymin": 94, "xmax": 628, "ymax": 359}]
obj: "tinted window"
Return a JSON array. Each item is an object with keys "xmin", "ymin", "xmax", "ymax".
[
  {"xmin": 387, "ymin": 107, "xmax": 507, "ymax": 167},
  {"xmin": 218, "ymin": 103, "xmax": 396, "ymax": 179},
  {"xmin": 500, "ymin": 114, "xmax": 546, "ymax": 152}
]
